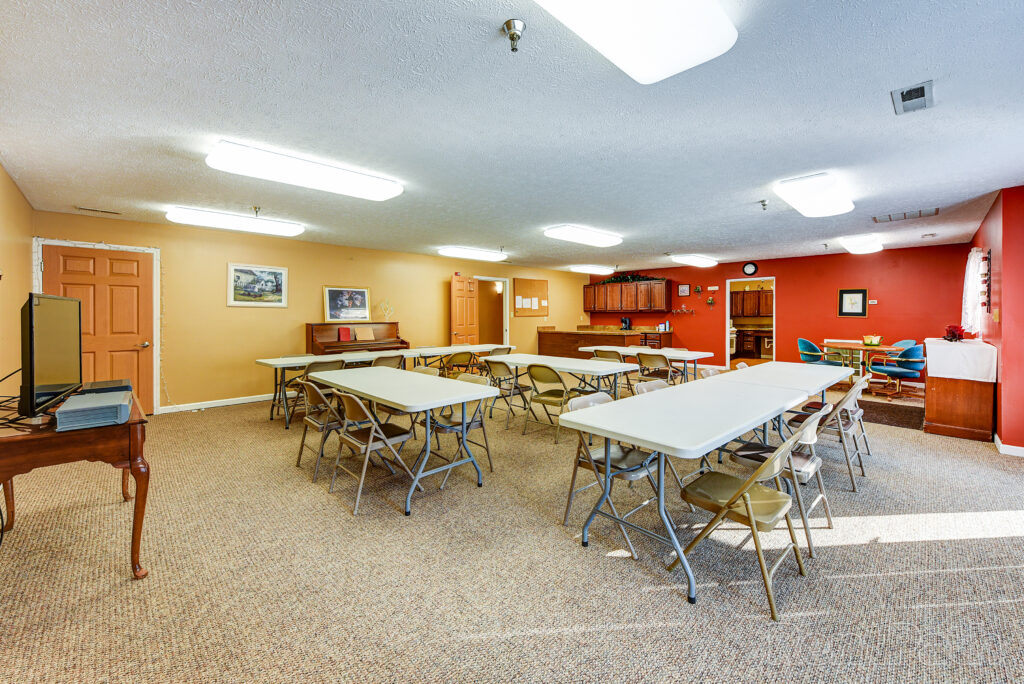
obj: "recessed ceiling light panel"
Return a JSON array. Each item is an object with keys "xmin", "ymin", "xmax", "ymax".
[
  {"xmin": 772, "ymin": 172, "xmax": 854, "ymax": 218},
  {"xmin": 569, "ymin": 264, "xmax": 615, "ymax": 275},
  {"xmin": 838, "ymin": 233, "xmax": 884, "ymax": 254},
  {"xmin": 206, "ymin": 140, "xmax": 403, "ymax": 201},
  {"xmin": 543, "ymin": 224, "xmax": 623, "ymax": 247},
  {"xmin": 670, "ymin": 254, "xmax": 718, "ymax": 267},
  {"xmin": 166, "ymin": 206, "xmax": 304, "ymax": 237},
  {"xmin": 437, "ymin": 246, "xmax": 509, "ymax": 262},
  {"xmin": 533, "ymin": 0, "xmax": 738, "ymax": 85}
]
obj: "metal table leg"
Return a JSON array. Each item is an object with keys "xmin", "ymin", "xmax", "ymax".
[
  {"xmin": 657, "ymin": 453, "xmax": 697, "ymax": 603},
  {"xmin": 582, "ymin": 440, "xmax": 613, "ymax": 547},
  {"xmin": 404, "ymin": 402, "xmax": 484, "ymax": 516},
  {"xmin": 270, "ymin": 368, "xmax": 281, "ymax": 421}
]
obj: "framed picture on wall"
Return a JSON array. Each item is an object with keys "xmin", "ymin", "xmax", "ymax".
[
  {"xmin": 227, "ymin": 263, "xmax": 287, "ymax": 307},
  {"xmin": 838, "ymin": 288, "xmax": 868, "ymax": 317},
  {"xmin": 678, "ymin": 284, "xmax": 691, "ymax": 297},
  {"xmin": 324, "ymin": 286, "xmax": 371, "ymax": 322}
]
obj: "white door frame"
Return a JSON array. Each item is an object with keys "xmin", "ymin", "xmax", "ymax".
[
  {"xmin": 724, "ymin": 276, "xmax": 776, "ymax": 368},
  {"xmin": 473, "ymin": 275, "xmax": 510, "ymax": 345},
  {"xmin": 32, "ymin": 237, "xmax": 163, "ymax": 413}
]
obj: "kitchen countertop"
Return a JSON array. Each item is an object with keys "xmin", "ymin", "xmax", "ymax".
[{"xmin": 540, "ymin": 330, "xmax": 673, "ymax": 335}]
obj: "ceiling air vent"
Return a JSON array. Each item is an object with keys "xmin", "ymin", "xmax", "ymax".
[
  {"xmin": 891, "ymin": 80, "xmax": 933, "ymax": 115},
  {"xmin": 75, "ymin": 206, "xmax": 121, "ymax": 215},
  {"xmin": 872, "ymin": 208, "xmax": 939, "ymax": 223}
]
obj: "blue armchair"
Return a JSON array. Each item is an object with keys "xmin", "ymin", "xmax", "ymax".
[
  {"xmin": 887, "ymin": 339, "xmax": 917, "ymax": 359},
  {"xmin": 868, "ymin": 344, "xmax": 925, "ymax": 397},
  {"xmin": 797, "ymin": 338, "xmax": 844, "ymax": 366}
]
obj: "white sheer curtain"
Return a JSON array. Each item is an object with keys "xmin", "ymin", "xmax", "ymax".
[{"xmin": 961, "ymin": 247, "xmax": 984, "ymax": 333}]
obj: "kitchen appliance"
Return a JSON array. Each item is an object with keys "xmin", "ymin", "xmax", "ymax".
[
  {"xmin": 620, "ymin": 317, "xmax": 631, "ymax": 330},
  {"xmin": 728, "ymin": 319, "xmax": 737, "ymax": 355}
]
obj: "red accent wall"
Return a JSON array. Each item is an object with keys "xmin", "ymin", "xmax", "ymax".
[{"xmin": 591, "ymin": 244, "xmax": 970, "ymax": 374}]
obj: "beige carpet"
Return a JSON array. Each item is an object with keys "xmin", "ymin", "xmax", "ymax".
[{"xmin": 1, "ymin": 400, "xmax": 1023, "ymax": 682}]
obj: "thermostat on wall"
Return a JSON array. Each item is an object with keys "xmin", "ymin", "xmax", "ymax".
[{"xmin": 708, "ymin": 286, "xmax": 719, "ymax": 291}]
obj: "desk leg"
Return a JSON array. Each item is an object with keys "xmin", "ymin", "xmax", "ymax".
[
  {"xmin": 270, "ymin": 369, "xmax": 280, "ymax": 420},
  {"xmin": 282, "ymin": 371, "xmax": 293, "ymax": 430},
  {"xmin": 121, "ymin": 469, "xmax": 132, "ymax": 501},
  {"xmin": 129, "ymin": 426, "xmax": 149, "ymax": 579},
  {"xmin": 582, "ymin": 440, "xmax": 613, "ymax": 547},
  {"xmin": 406, "ymin": 411, "xmax": 432, "ymax": 515},
  {"xmin": 2, "ymin": 479, "xmax": 13, "ymax": 531},
  {"xmin": 658, "ymin": 453, "xmax": 696, "ymax": 603}
]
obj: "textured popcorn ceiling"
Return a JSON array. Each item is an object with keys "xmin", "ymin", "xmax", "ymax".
[{"xmin": 0, "ymin": 0, "xmax": 1020, "ymax": 269}]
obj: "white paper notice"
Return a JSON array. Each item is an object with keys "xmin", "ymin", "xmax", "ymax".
[
  {"xmin": 541, "ymin": 300, "xmax": 548, "ymax": 307},
  {"xmin": 515, "ymin": 296, "xmax": 523, "ymax": 308},
  {"xmin": 531, "ymin": 297, "xmax": 539, "ymax": 309}
]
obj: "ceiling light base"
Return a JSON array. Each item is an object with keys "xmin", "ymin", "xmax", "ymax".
[{"xmin": 503, "ymin": 19, "xmax": 525, "ymax": 52}]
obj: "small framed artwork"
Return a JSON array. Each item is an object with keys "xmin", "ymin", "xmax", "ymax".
[
  {"xmin": 324, "ymin": 286, "xmax": 371, "ymax": 322},
  {"xmin": 677, "ymin": 284, "xmax": 691, "ymax": 297},
  {"xmin": 228, "ymin": 263, "xmax": 287, "ymax": 307},
  {"xmin": 838, "ymin": 288, "xmax": 868, "ymax": 317}
]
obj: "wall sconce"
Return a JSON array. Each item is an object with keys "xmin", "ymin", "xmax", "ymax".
[{"xmin": 495, "ymin": 281, "xmax": 504, "ymax": 294}]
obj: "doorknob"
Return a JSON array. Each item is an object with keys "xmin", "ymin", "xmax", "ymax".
[{"xmin": 138, "ymin": 341, "xmax": 150, "ymax": 348}]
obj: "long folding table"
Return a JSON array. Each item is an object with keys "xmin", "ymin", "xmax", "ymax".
[
  {"xmin": 578, "ymin": 345, "xmax": 714, "ymax": 382},
  {"xmin": 410, "ymin": 344, "xmax": 516, "ymax": 367},
  {"xmin": 703, "ymin": 362, "xmax": 853, "ymax": 402},
  {"xmin": 308, "ymin": 366, "xmax": 498, "ymax": 515},
  {"xmin": 486, "ymin": 353, "xmax": 638, "ymax": 399},
  {"xmin": 557, "ymin": 379, "xmax": 808, "ymax": 604}
]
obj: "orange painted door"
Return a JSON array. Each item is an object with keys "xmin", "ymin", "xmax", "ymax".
[
  {"xmin": 42, "ymin": 245, "xmax": 154, "ymax": 413},
  {"xmin": 450, "ymin": 275, "xmax": 479, "ymax": 344}
]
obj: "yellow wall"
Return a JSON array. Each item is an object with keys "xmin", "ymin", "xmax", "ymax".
[
  {"xmin": 20, "ymin": 210, "xmax": 588, "ymax": 408},
  {"xmin": 0, "ymin": 162, "xmax": 35, "ymax": 395}
]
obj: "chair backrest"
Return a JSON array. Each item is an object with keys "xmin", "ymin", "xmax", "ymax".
[
  {"xmin": 635, "ymin": 379, "xmax": 669, "ymax": 394},
  {"xmin": 797, "ymin": 338, "xmax": 824, "ymax": 363},
  {"xmin": 744, "ymin": 405, "xmax": 831, "ymax": 485},
  {"xmin": 567, "ymin": 392, "xmax": 613, "ymax": 412},
  {"xmin": 335, "ymin": 391, "xmax": 376, "ymax": 425},
  {"xmin": 735, "ymin": 362, "xmax": 749, "ymax": 369},
  {"xmin": 527, "ymin": 363, "xmax": 564, "ymax": 388},
  {"xmin": 410, "ymin": 365, "xmax": 440, "ymax": 376},
  {"xmin": 372, "ymin": 354, "xmax": 404, "ymax": 368},
  {"xmin": 296, "ymin": 380, "xmax": 342, "ymax": 424},
  {"xmin": 636, "ymin": 352, "xmax": 669, "ymax": 369},
  {"xmin": 700, "ymin": 369, "xmax": 720, "ymax": 378},
  {"xmin": 489, "ymin": 346, "xmax": 512, "ymax": 356},
  {"xmin": 594, "ymin": 349, "xmax": 625, "ymax": 362},
  {"xmin": 797, "ymin": 403, "xmax": 832, "ymax": 446},
  {"xmin": 824, "ymin": 375, "xmax": 870, "ymax": 426},
  {"xmin": 304, "ymin": 359, "xmax": 345, "ymax": 376},
  {"xmin": 895, "ymin": 344, "xmax": 926, "ymax": 371},
  {"xmin": 890, "ymin": 339, "xmax": 917, "ymax": 357},
  {"xmin": 445, "ymin": 351, "xmax": 475, "ymax": 367},
  {"xmin": 484, "ymin": 358, "xmax": 514, "ymax": 379},
  {"xmin": 455, "ymin": 372, "xmax": 491, "ymax": 417}
]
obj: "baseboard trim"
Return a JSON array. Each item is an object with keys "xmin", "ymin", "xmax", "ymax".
[
  {"xmin": 154, "ymin": 392, "xmax": 291, "ymax": 415},
  {"xmin": 994, "ymin": 434, "xmax": 1024, "ymax": 457}
]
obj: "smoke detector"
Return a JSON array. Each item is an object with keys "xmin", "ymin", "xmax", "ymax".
[{"xmin": 891, "ymin": 80, "xmax": 933, "ymax": 115}]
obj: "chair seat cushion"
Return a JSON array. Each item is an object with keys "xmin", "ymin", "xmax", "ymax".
[
  {"xmin": 787, "ymin": 412, "xmax": 853, "ymax": 432},
  {"xmin": 641, "ymin": 368, "xmax": 676, "ymax": 379},
  {"xmin": 681, "ymin": 472, "xmax": 792, "ymax": 531},
  {"xmin": 532, "ymin": 388, "xmax": 577, "ymax": 405},
  {"xmin": 582, "ymin": 444, "xmax": 655, "ymax": 480},
  {"xmin": 809, "ymin": 360, "xmax": 844, "ymax": 367},
  {"xmin": 343, "ymin": 422, "xmax": 412, "ymax": 449},
  {"xmin": 800, "ymin": 401, "xmax": 863, "ymax": 421},
  {"xmin": 432, "ymin": 412, "xmax": 482, "ymax": 430},
  {"xmin": 869, "ymin": 365, "xmax": 921, "ymax": 378}
]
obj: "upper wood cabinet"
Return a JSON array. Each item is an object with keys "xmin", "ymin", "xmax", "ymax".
[
  {"xmin": 583, "ymin": 280, "xmax": 670, "ymax": 313},
  {"xmin": 741, "ymin": 291, "xmax": 759, "ymax": 316},
  {"xmin": 730, "ymin": 291, "xmax": 743, "ymax": 315},
  {"xmin": 759, "ymin": 290, "xmax": 774, "ymax": 316},
  {"xmin": 730, "ymin": 289, "xmax": 774, "ymax": 317}
]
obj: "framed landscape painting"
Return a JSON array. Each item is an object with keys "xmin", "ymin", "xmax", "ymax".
[
  {"xmin": 838, "ymin": 288, "xmax": 868, "ymax": 317},
  {"xmin": 228, "ymin": 264, "xmax": 287, "ymax": 307},
  {"xmin": 324, "ymin": 286, "xmax": 371, "ymax": 322}
]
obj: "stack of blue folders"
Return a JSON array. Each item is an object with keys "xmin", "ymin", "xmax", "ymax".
[{"xmin": 55, "ymin": 391, "xmax": 133, "ymax": 432}]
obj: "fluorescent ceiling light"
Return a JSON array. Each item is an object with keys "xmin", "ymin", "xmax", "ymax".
[
  {"xmin": 206, "ymin": 140, "xmax": 403, "ymax": 201},
  {"xmin": 772, "ymin": 172, "xmax": 854, "ymax": 218},
  {"xmin": 437, "ymin": 246, "xmax": 508, "ymax": 262},
  {"xmin": 670, "ymin": 254, "xmax": 718, "ymax": 268},
  {"xmin": 543, "ymin": 224, "xmax": 622, "ymax": 247},
  {"xmin": 838, "ymin": 234, "xmax": 884, "ymax": 254},
  {"xmin": 533, "ymin": 0, "xmax": 738, "ymax": 85},
  {"xmin": 569, "ymin": 264, "xmax": 615, "ymax": 275},
  {"xmin": 165, "ymin": 206, "xmax": 304, "ymax": 237}
]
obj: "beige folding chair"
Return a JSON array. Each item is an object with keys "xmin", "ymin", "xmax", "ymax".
[
  {"xmin": 561, "ymin": 392, "xmax": 659, "ymax": 559},
  {"xmin": 484, "ymin": 358, "xmax": 530, "ymax": 428},
  {"xmin": 637, "ymin": 352, "xmax": 683, "ymax": 385},
  {"xmin": 430, "ymin": 373, "xmax": 495, "ymax": 485},
  {"xmin": 593, "ymin": 349, "xmax": 635, "ymax": 394},
  {"xmin": 376, "ymin": 366, "xmax": 438, "ymax": 438},
  {"xmin": 294, "ymin": 380, "xmax": 344, "ymax": 482},
  {"xmin": 679, "ymin": 406, "xmax": 829, "ymax": 620},
  {"xmin": 523, "ymin": 364, "xmax": 583, "ymax": 444},
  {"xmin": 735, "ymin": 361, "xmax": 749, "ymax": 369},
  {"xmin": 634, "ymin": 378, "xmax": 710, "ymax": 491},
  {"xmin": 634, "ymin": 379, "xmax": 669, "ymax": 394},
  {"xmin": 441, "ymin": 351, "xmax": 476, "ymax": 378},
  {"xmin": 700, "ymin": 368, "xmax": 721, "ymax": 379},
  {"xmin": 371, "ymin": 354, "xmax": 404, "ymax": 369},
  {"xmin": 331, "ymin": 392, "xmax": 417, "ymax": 515},
  {"xmin": 730, "ymin": 404, "xmax": 836, "ymax": 557}
]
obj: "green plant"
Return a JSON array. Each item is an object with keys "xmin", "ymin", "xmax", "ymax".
[
  {"xmin": 596, "ymin": 273, "xmax": 666, "ymax": 285},
  {"xmin": 694, "ymin": 285, "xmax": 703, "ymax": 294}
]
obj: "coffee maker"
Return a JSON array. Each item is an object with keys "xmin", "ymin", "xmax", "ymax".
[{"xmin": 620, "ymin": 317, "xmax": 631, "ymax": 330}]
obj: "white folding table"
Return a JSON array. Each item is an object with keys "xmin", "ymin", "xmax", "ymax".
[
  {"xmin": 308, "ymin": 366, "xmax": 499, "ymax": 515},
  {"xmin": 578, "ymin": 345, "xmax": 714, "ymax": 382},
  {"xmin": 558, "ymin": 380, "xmax": 808, "ymax": 604},
  {"xmin": 409, "ymin": 344, "xmax": 516, "ymax": 367},
  {"xmin": 486, "ymin": 353, "xmax": 638, "ymax": 399},
  {"xmin": 703, "ymin": 362, "xmax": 853, "ymax": 401}
]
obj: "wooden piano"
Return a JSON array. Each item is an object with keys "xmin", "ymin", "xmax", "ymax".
[{"xmin": 305, "ymin": 321, "xmax": 411, "ymax": 355}]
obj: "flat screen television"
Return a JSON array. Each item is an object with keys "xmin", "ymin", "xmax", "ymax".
[{"xmin": 18, "ymin": 293, "xmax": 83, "ymax": 418}]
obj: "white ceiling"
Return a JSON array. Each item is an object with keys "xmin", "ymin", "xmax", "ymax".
[{"xmin": 0, "ymin": 0, "xmax": 1020, "ymax": 269}]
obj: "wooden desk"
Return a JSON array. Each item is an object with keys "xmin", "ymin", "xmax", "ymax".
[{"xmin": 0, "ymin": 394, "xmax": 150, "ymax": 579}]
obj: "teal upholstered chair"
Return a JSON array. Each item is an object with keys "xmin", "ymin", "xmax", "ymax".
[
  {"xmin": 887, "ymin": 339, "xmax": 917, "ymax": 358},
  {"xmin": 868, "ymin": 344, "xmax": 925, "ymax": 397},
  {"xmin": 797, "ymin": 338, "xmax": 844, "ymax": 366}
]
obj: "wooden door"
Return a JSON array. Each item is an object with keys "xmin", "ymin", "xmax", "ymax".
[
  {"xmin": 606, "ymin": 283, "xmax": 622, "ymax": 311},
  {"xmin": 730, "ymin": 291, "xmax": 743, "ymax": 316},
  {"xmin": 41, "ymin": 244, "xmax": 154, "ymax": 413},
  {"xmin": 583, "ymin": 284, "xmax": 595, "ymax": 311},
  {"xmin": 742, "ymin": 291, "xmax": 759, "ymax": 316},
  {"xmin": 621, "ymin": 282, "xmax": 637, "ymax": 311},
  {"xmin": 595, "ymin": 284, "xmax": 607, "ymax": 311},
  {"xmin": 637, "ymin": 281, "xmax": 651, "ymax": 310},
  {"xmin": 759, "ymin": 290, "xmax": 774, "ymax": 316},
  {"xmin": 650, "ymin": 281, "xmax": 667, "ymax": 311},
  {"xmin": 450, "ymin": 275, "xmax": 479, "ymax": 344}
]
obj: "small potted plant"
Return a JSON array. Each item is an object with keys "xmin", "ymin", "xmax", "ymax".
[{"xmin": 943, "ymin": 324, "xmax": 965, "ymax": 342}]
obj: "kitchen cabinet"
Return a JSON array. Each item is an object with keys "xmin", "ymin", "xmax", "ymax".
[
  {"xmin": 730, "ymin": 289, "xmax": 774, "ymax": 317},
  {"xmin": 583, "ymin": 285, "xmax": 595, "ymax": 311},
  {"xmin": 650, "ymin": 282, "xmax": 667, "ymax": 310},
  {"xmin": 621, "ymin": 282, "xmax": 637, "ymax": 311},
  {"xmin": 583, "ymin": 280, "xmax": 670, "ymax": 313},
  {"xmin": 595, "ymin": 283, "xmax": 607, "ymax": 311},
  {"xmin": 606, "ymin": 283, "xmax": 621, "ymax": 310},
  {"xmin": 759, "ymin": 290, "xmax": 774, "ymax": 316},
  {"xmin": 730, "ymin": 291, "xmax": 743, "ymax": 315},
  {"xmin": 741, "ymin": 291, "xmax": 759, "ymax": 316}
]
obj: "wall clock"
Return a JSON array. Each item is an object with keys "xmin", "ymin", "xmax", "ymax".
[{"xmin": 742, "ymin": 262, "xmax": 758, "ymax": 276}]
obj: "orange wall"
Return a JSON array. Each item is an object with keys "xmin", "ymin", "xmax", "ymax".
[
  {"xmin": 1, "ymin": 202, "xmax": 588, "ymax": 408},
  {"xmin": 478, "ymin": 283, "xmax": 504, "ymax": 344},
  {"xmin": 0, "ymin": 162, "xmax": 35, "ymax": 396}
]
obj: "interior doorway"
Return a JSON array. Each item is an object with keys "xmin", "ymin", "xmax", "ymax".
[
  {"xmin": 725, "ymin": 276, "xmax": 775, "ymax": 370},
  {"xmin": 473, "ymin": 276, "xmax": 510, "ymax": 345}
]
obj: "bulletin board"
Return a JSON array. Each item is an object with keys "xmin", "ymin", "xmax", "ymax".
[{"xmin": 513, "ymin": 278, "xmax": 549, "ymax": 317}]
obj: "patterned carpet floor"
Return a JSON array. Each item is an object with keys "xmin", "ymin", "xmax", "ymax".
[{"xmin": 1, "ymin": 399, "xmax": 1023, "ymax": 682}]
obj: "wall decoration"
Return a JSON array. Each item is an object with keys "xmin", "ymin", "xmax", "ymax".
[
  {"xmin": 677, "ymin": 284, "xmax": 691, "ymax": 297},
  {"xmin": 228, "ymin": 263, "xmax": 287, "ymax": 307},
  {"xmin": 324, "ymin": 286, "xmax": 371, "ymax": 322},
  {"xmin": 378, "ymin": 299, "xmax": 395, "ymax": 321},
  {"xmin": 513, "ymin": 278, "xmax": 549, "ymax": 317},
  {"xmin": 838, "ymin": 288, "xmax": 868, "ymax": 317},
  {"xmin": 742, "ymin": 262, "xmax": 759, "ymax": 276}
]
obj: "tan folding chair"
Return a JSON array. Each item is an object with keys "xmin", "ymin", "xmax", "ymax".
[
  {"xmin": 679, "ymin": 406, "xmax": 829, "ymax": 620},
  {"xmin": 331, "ymin": 392, "xmax": 417, "ymax": 515},
  {"xmin": 376, "ymin": 366, "xmax": 438, "ymax": 438},
  {"xmin": 634, "ymin": 379, "xmax": 710, "ymax": 491},
  {"xmin": 441, "ymin": 351, "xmax": 476, "ymax": 378},
  {"xmin": 593, "ymin": 349, "xmax": 635, "ymax": 394},
  {"xmin": 637, "ymin": 352, "xmax": 683, "ymax": 385},
  {"xmin": 700, "ymin": 368, "xmax": 721, "ymax": 379},
  {"xmin": 561, "ymin": 392, "xmax": 659, "ymax": 559},
  {"xmin": 371, "ymin": 354, "xmax": 404, "ymax": 369},
  {"xmin": 523, "ymin": 363, "xmax": 583, "ymax": 443},
  {"xmin": 634, "ymin": 379, "xmax": 669, "ymax": 394},
  {"xmin": 430, "ymin": 373, "xmax": 495, "ymax": 485},
  {"xmin": 294, "ymin": 380, "xmax": 344, "ymax": 482},
  {"xmin": 484, "ymin": 358, "xmax": 530, "ymax": 428}
]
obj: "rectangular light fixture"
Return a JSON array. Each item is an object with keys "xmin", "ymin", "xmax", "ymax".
[
  {"xmin": 437, "ymin": 246, "xmax": 508, "ymax": 262},
  {"xmin": 670, "ymin": 254, "xmax": 718, "ymax": 268},
  {"xmin": 838, "ymin": 234, "xmax": 884, "ymax": 254},
  {"xmin": 773, "ymin": 172, "xmax": 855, "ymax": 218},
  {"xmin": 166, "ymin": 206, "xmax": 304, "ymax": 236},
  {"xmin": 205, "ymin": 140, "xmax": 403, "ymax": 201},
  {"xmin": 533, "ymin": 0, "xmax": 738, "ymax": 85},
  {"xmin": 543, "ymin": 224, "xmax": 622, "ymax": 247},
  {"xmin": 569, "ymin": 264, "xmax": 615, "ymax": 275}
]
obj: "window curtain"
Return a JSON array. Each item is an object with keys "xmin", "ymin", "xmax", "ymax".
[{"xmin": 961, "ymin": 247, "xmax": 984, "ymax": 333}]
